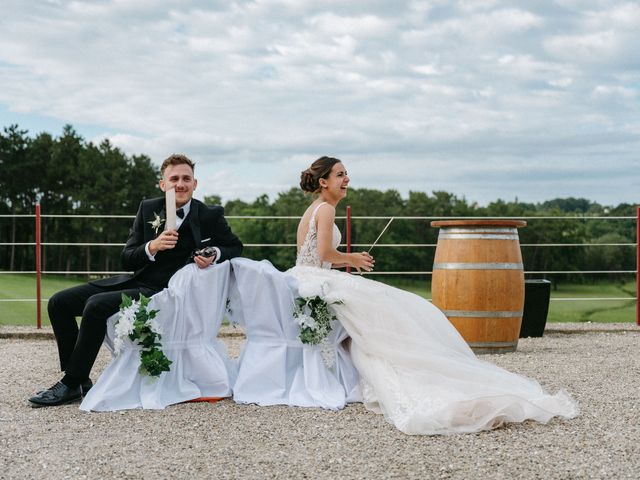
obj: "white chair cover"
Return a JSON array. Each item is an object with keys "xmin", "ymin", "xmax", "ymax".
[
  {"xmin": 80, "ymin": 262, "xmax": 237, "ymax": 411},
  {"xmin": 229, "ymin": 258, "xmax": 360, "ymax": 409}
]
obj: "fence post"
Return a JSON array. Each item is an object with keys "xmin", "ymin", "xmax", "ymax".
[
  {"xmin": 36, "ymin": 203, "xmax": 42, "ymax": 329},
  {"xmin": 346, "ymin": 205, "xmax": 351, "ymax": 273},
  {"xmin": 637, "ymin": 206, "xmax": 639, "ymax": 326}
]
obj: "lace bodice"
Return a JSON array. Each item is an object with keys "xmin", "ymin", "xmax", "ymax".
[{"xmin": 296, "ymin": 202, "xmax": 341, "ymax": 269}]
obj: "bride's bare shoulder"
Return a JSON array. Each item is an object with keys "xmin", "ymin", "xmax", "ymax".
[
  {"xmin": 300, "ymin": 201, "xmax": 333, "ymax": 220},
  {"xmin": 314, "ymin": 202, "xmax": 335, "ymax": 221},
  {"xmin": 297, "ymin": 202, "xmax": 334, "ymax": 238}
]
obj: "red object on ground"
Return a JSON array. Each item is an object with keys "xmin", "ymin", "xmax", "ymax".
[
  {"xmin": 637, "ymin": 206, "xmax": 639, "ymax": 326},
  {"xmin": 185, "ymin": 397, "xmax": 224, "ymax": 404}
]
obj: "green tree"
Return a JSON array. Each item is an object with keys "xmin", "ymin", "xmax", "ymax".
[
  {"xmin": 585, "ymin": 233, "xmax": 635, "ymax": 284},
  {"xmin": 45, "ymin": 125, "xmax": 85, "ymax": 272},
  {"xmin": 0, "ymin": 125, "xmax": 32, "ymax": 270},
  {"xmin": 224, "ymin": 195, "xmax": 276, "ymax": 265},
  {"xmin": 1, "ymin": 122, "xmax": 637, "ymax": 282}
]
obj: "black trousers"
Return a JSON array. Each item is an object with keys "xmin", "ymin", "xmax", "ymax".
[{"xmin": 47, "ymin": 281, "xmax": 157, "ymax": 380}]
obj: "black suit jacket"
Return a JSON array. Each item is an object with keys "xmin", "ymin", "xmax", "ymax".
[{"xmin": 92, "ymin": 197, "xmax": 243, "ymax": 288}]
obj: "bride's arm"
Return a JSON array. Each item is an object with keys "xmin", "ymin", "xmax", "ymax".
[
  {"xmin": 331, "ymin": 262, "xmax": 350, "ymax": 268},
  {"xmin": 316, "ymin": 205, "xmax": 374, "ymax": 272}
]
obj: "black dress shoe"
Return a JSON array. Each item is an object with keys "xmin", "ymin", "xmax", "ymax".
[
  {"xmin": 35, "ymin": 378, "xmax": 93, "ymax": 397},
  {"xmin": 29, "ymin": 381, "xmax": 82, "ymax": 407}
]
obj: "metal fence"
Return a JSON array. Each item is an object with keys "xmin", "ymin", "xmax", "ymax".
[{"xmin": 1, "ymin": 205, "xmax": 638, "ymax": 327}]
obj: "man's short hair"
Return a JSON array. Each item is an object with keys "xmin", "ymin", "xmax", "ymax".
[{"xmin": 161, "ymin": 154, "xmax": 195, "ymax": 176}]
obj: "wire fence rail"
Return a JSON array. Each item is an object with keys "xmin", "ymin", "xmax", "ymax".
[
  {"xmin": 1, "ymin": 208, "xmax": 639, "ymax": 327},
  {"xmin": 2, "ymin": 242, "xmax": 637, "ymax": 247},
  {"xmin": 1, "ymin": 214, "xmax": 635, "ymax": 219}
]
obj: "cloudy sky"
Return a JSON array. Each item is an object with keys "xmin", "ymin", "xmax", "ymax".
[{"xmin": 1, "ymin": 0, "xmax": 638, "ymax": 206}]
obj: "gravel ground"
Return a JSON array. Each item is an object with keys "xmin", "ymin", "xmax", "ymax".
[{"xmin": 1, "ymin": 325, "xmax": 639, "ymax": 479}]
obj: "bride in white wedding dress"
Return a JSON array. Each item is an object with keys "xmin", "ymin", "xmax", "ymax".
[{"xmin": 288, "ymin": 156, "xmax": 578, "ymax": 435}]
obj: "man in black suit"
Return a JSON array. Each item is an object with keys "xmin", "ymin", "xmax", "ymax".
[{"xmin": 29, "ymin": 154, "xmax": 243, "ymax": 407}]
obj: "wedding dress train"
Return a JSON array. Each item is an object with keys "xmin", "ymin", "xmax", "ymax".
[{"xmin": 287, "ymin": 202, "xmax": 578, "ymax": 434}]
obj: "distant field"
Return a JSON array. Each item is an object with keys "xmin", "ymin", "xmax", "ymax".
[
  {"xmin": 380, "ymin": 276, "xmax": 636, "ymax": 324},
  {"xmin": 1, "ymin": 273, "xmax": 636, "ymax": 326},
  {"xmin": 0, "ymin": 274, "xmax": 86, "ymax": 326},
  {"xmin": 544, "ymin": 282, "xmax": 636, "ymax": 323}
]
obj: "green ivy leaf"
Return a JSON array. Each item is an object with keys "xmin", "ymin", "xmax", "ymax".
[
  {"xmin": 115, "ymin": 293, "xmax": 171, "ymax": 378},
  {"xmin": 119, "ymin": 293, "xmax": 133, "ymax": 309}
]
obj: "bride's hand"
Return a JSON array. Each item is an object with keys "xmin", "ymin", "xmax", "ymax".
[{"xmin": 349, "ymin": 252, "xmax": 375, "ymax": 273}]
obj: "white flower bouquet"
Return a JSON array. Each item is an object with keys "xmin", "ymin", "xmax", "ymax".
[
  {"xmin": 294, "ymin": 280, "xmax": 343, "ymax": 345},
  {"xmin": 114, "ymin": 294, "xmax": 172, "ymax": 377}
]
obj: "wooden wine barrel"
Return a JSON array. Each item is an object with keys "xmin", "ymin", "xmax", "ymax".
[{"xmin": 430, "ymin": 220, "xmax": 527, "ymax": 354}]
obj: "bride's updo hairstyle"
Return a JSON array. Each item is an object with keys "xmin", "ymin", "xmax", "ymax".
[{"xmin": 300, "ymin": 156, "xmax": 342, "ymax": 193}]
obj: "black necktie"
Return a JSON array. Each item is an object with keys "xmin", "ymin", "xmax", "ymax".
[{"xmin": 176, "ymin": 208, "xmax": 185, "ymax": 219}]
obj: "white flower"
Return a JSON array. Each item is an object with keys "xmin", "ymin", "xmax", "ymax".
[
  {"xmin": 148, "ymin": 212, "xmax": 165, "ymax": 235},
  {"xmin": 113, "ymin": 300, "xmax": 139, "ymax": 356},
  {"xmin": 114, "ymin": 323, "xmax": 131, "ymax": 341},
  {"xmin": 113, "ymin": 336, "xmax": 125, "ymax": 355},
  {"xmin": 296, "ymin": 313, "xmax": 317, "ymax": 330},
  {"xmin": 115, "ymin": 313, "xmax": 135, "ymax": 337},
  {"xmin": 114, "ymin": 293, "xmax": 171, "ymax": 376},
  {"xmin": 294, "ymin": 290, "xmax": 343, "ymax": 345},
  {"xmin": 298, "ymin": 280, "xmax": 327, "ymax": 299},
  {"xmin": 120, "ymin": 300, "xmax": 139, "ymax": 321}
]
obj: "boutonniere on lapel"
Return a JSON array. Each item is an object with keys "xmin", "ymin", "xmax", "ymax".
[{"xmin": 148, "ymin": 212, "xmax": 165, "ymax": 235}]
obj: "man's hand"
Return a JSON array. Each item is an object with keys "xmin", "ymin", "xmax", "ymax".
[
  {"xmin": 149, "ymin": 229, "xmax": 179, "ymax": 255},
  {"xmin": 194, "ymin": 254, "xmax": 215, "ymax": 269}
]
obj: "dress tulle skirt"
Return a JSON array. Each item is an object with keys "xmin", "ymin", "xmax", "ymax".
[{"xmin": 287, "ymin": 266, "xmax": 578, "ymax": 435}]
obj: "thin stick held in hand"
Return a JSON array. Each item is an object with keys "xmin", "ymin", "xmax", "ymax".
[{"xmin": 367, "ymin": 218, "xmax": 394, "ymax": 253}]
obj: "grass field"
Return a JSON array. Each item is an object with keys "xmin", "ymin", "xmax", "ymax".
[
  {"xmin": 380, "ymin": 276, "xmax": 636, "ymax": 323},
  {"xmin": 0, "ymin": 274, "xmax": 87, "ymax": 326},
  {"xmin": 1, "ymin": 274, "xmax": 636, "ymax": 326}
]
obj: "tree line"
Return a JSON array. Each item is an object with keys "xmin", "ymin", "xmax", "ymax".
[
  {"xmin": 1, "ymin": 124, "xmax": 159, "ymax": 273},
  {"xmin": 1, "ymin": 124, "xmax": 636, "ymax": 284}
]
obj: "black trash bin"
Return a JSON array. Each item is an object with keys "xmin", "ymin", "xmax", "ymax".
[{"xmin": 519, "ymin": 279, "xmax": 552, "ymax": 338}]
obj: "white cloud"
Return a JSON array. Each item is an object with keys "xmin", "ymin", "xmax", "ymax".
[
  {"xmin": 591, "ymin": 85, "xmax": 637, "ymax": 100},
  {"xmin": 544, "ymin": 31, "xmax": 620, "ymax": 62},
  {"xmin": 548, "ymin": 77, "xmax": 573, "ymax": 88},
  {"xmin": 308, "ymin": 13, "xmax": 394, "ymax": 37},
  {"xmin": 0, "ymin": 0, "xmax": 638, "ymax": 206},
  {"xmin": 412, "ymin": 64, "xmax": 442, "ymax": 75},
  {"xmin": 583, "ymin": 2, "xmax": 640, "ymax": 29}
]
